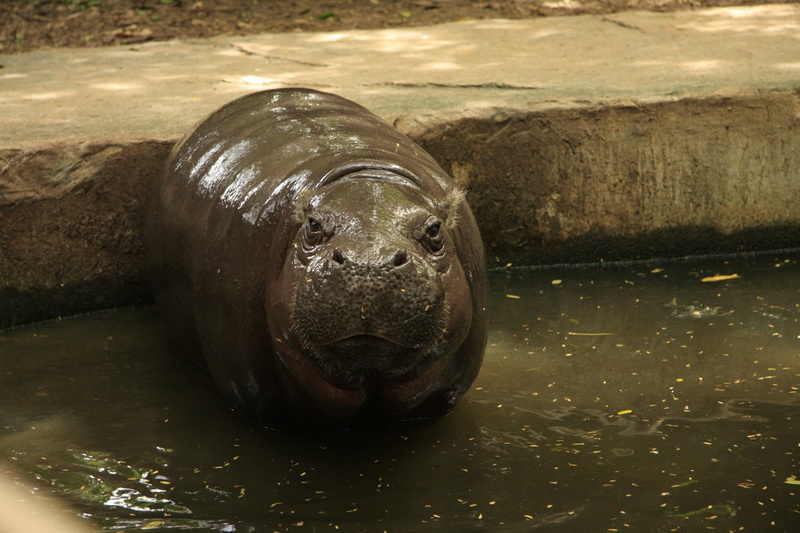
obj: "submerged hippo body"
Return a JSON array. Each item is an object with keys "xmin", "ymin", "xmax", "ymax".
[{"xmin": 146, "ymin": 88, "xmax": 487, "ymax": 427}]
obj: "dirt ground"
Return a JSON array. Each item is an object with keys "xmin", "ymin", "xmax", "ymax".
[{"xmin": 2, "ymin": 0, "xmax": 790, "ymax": 54}]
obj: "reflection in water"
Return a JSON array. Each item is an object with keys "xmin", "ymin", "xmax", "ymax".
[
  {"xmin": 1, "ymin": 254, "xmax": 799, "ymax": 531},
  {"xmin": 22, "ymin": 448, "xmax": 190, "ymax": 514}
]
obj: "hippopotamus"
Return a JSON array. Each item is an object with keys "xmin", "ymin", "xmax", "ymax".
[{"xmin": 145, "ymin": 88, "xmax": 487, "ymax": 427}]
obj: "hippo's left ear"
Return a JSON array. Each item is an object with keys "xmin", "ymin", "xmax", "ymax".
[
  {"xmin": 439, "ymin": 187, "xmax": 467, "ymax": 230},
  {"xmin": 293, "ymin": 188, "xmax": 315, "ymax": 224}
]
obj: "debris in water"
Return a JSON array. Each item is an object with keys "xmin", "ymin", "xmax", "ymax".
[{"xmin": 700, "ymin": 274, "xmax": 740, "ymax": 282}]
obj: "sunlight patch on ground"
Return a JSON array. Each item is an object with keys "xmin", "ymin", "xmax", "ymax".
[
  {"xmin": 678, "ymin": 59, "xmax": 729, "ymax": 73},
  {"xmin": 90, "ymin": 82, "xmax": 143, "ymax": 91}
]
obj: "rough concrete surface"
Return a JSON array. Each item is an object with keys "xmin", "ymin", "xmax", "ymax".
[{"xmin": 1, "ymin": 5, "xmax": 799, "ymax": 327}]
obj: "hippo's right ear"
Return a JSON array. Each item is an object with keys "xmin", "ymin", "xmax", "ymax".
[{"xmin": 440, "ymin": 187, "xmax": 467, "ymax": 230}]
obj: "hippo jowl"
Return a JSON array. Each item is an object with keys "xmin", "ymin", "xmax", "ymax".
[{"xmin": 145, "ymin": 88, "xmax": 487, "ymax": 428}]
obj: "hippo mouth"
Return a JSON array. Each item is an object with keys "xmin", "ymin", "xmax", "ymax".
[
  {"xmin": 275, "ymin": 334, "xmax": 446, "ymax": 419},
  {"xmin": 312, "ymin": 332, "xmax": 432, "ymax": 387},
  {"xmin": 321, "ymin": 334, "xmax": 410, "ymax": 359}
]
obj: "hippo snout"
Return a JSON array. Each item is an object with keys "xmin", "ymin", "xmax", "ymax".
[
  {"xmin": 292, "ymin": 245, "xmax": 445, "ymax": 348},
  {"xmin": 330, "ymin": 246, "xmax": 410, "ymax": 270}
]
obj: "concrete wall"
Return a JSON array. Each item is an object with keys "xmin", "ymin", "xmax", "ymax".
[
  {"xmin": 413, "ymin": 91, "xmax": 800, "ymax": 265},
  {"xmin": 2, "ymin": 91, "xmax": 799, "ymax": 328},
  {"xmin": 1, "ymin": 142, "xmax": 168, "ymax": 328}
]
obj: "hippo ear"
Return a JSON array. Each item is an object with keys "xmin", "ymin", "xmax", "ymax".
[
  {"xmin": 293, "ymin": 188, "xmax": 315, "ymax": 224},
  {"xmin": 440, "ymin": 187, "xmax": 467, "ymax": 230}
]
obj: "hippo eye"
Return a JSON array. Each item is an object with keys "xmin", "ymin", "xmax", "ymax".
[
  {"xmin": 423, "ymin": 218, "xmax": 444, "ymax": 253},
  {"xmin": 304, "ymin": 217, "xmax": 324, "ymax": 248},
  {"xmin": 307, "ymin": 217, "xmax": 322, "ymax": 233}
]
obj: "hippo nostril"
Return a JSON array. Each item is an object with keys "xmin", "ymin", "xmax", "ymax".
[
  {"xmin": 332, "ymin": 248, "xmax": 346, "ymax": 265},
  {"xmin": 392, "ymin": 249, "xmax": 409, "ymax": 267}
]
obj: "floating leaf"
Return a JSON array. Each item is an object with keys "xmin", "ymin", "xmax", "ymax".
[
  {"xmin": 785, "ymin": 475, "xmax": 800, "ymax": 485},
  {"xmin": 701, "ymin": 274, "xmax": 740, "ymax": 282}
]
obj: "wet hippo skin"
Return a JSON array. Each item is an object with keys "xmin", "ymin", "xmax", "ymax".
[{"xmin": 145, "ymin": 88, "xmax": 488, "ymax": 428}]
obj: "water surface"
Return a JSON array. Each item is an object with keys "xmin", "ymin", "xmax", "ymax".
[{"xmin": 1, "ymin": 254, "xmax": 799, "ymax": 532}]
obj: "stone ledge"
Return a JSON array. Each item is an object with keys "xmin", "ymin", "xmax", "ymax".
[{"xmin": 1, "ymin": 6, "xmax": 798, "ymax": 327}]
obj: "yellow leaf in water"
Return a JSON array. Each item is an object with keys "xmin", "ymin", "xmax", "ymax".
[
  {"xmin": 700, "ymin": 274, "xmax": 740, "ymax": 282},
  {"xmin": 551, "ymin": 279, "xmax": 562, "ymax": 285},
  {"xmin": 617, "ymin": 409, "xmax": 633, "ymax": 415},
  {"xmin": 785, "ymin": 475, "xmax": 800, "ymax": 485},
  {"xmin": 506, "ymin": 294, "xmax": 521, "ymax": 299},
  {"xmin": 142, "ymin": 522, "xmax": 165, "ymax": 530}
]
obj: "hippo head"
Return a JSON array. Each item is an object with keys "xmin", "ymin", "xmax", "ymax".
[{"xmin": 270, "ymin": 170, "xmax": 473, "ymax": 421}]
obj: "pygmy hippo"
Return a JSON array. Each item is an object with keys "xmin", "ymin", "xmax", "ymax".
[{"xmin": 146, "ymin": 88, "xmax": 487, "ymax": 427}]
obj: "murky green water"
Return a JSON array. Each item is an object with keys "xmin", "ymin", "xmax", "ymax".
[{"xmin": 1, "ymin": 254, "xmax": 799, "ymax": 532}]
